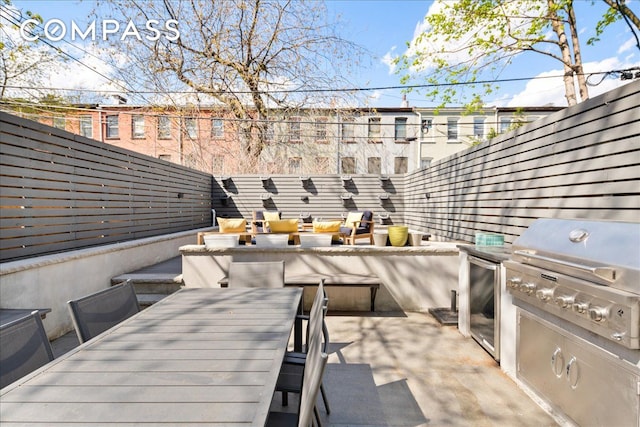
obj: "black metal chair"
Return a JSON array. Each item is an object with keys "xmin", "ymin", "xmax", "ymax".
[
  {"xmin": 276, "ymin": 280, "xmax": 331, "ymax": 418},
  {"xmin": 67, "ymin": 280, "xmax": 140, "ymax": 344},
  {"xmin": 268, "ymin": 280, "xmax": 329, "ymax": 427},
  {"xmin": 0, "ymin": 310, "xmax": 54, "ymax": 389}
]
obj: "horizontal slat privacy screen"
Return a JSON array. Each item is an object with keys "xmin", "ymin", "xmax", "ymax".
[
  {"xmin": 403, "ymin": 81, "xmax": 640, "ymax": 244},
  {"xmin": 2, "ymin": 81, "xmax": 638, "ymax": 261},
  {"xmin": 211, "ymin": 174, "xmax": 405, "ymax": 225},
  {"xmin": 0, "ymin": 112, "xmax": 212, "ymax": 262}
]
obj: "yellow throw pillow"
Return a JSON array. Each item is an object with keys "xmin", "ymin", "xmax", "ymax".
[
  {"xmin": 345, "ymin": 212, "xmax": 363, "ymax": 227},
  {"xmin": 217, "ymin": 218, "xmax": 247, "ymax": 233},
  {"xmin": 262, "ymin": 211, "xmax": 281, "ymax": 229},
  {"xmin": 313, "ymin": 220, "xmax": 342, "ymax": 242},
  {"xmin": 263, "ymin": 211, "xmax": 281, "ymax": 222},
  {"xmin": 312, "ymin": 221, "xmax": 342, "ymax": 233},
  {"xmin": 268, "ymin": 219, "xmax": 299, "ymax": 233}
]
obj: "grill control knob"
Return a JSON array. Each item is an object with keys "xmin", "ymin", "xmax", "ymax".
[
  {"xmin": 572, "ymin": 302, "xmax": 589, "ymax": 314},
  {"xmin": 519, "ymin": 282, "xmax": 536, "ymax": 294},
  {"xmin": 536, "ymin": 288, "xmax": 553, "ymax": 302},
  {"xmin": 555, "ymin": 296, "xmax": 574, "ymax": 308},
  {"xmin": 507, "ymin": 277, "xmax": 522, "ymax": 289},
  {"xmin": 588, "ymin": 307, "xmax": 608, "ymax": 322}
]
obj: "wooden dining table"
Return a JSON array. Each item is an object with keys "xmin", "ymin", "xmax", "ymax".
[{"xmin": 0, "ymin": 287, "xmax": 303, "ymax": 426}]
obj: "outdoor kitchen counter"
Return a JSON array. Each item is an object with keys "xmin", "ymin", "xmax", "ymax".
[
  {"xmin": 180, "ymin": 242, "xmax": 460, "ymax": 255},
  {"xmin": 456, "ymin": 244, "xmax": 512, "ymax": 263},
  {"xmin": 457, "ymin": 243, "xmax": 518, "ymax": 381},
  {"xmin": 179, "ymin": 242, "xmax": 461, "ymax": 312}
]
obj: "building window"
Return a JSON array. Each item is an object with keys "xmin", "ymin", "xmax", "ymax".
[
  {"xmin": 158, "ymin": 116, "xmax": 171, "ymax": 139},
  {"xmin": 288, "ymin": 117, "xmax": 301, "ymax": 142},
  {"xmin": 368, "ymin": 157, "xmax": 381, "ymax": 174},
  {"xmin": 288, "ymin": 157, "xmax": 302, "ymax": 174},
  {"xmin": 341, "ymin": 157, "xmax": 355, "ymax": 174},
  {"xmin": 420, "ymin": 157, "xmax": 433, "ymax": 169},
  {"xmin": 394, "ymin": 156, "xmax": 408, "ymax": 174},
  {"xmin": 53, "ymin": 116, "xmax": 65, "ymax": 130},
  {"xmin": 341, "ymin": 118, "xmax": 355, "ymax": 143},
  {"xmin": 394, "ymin": 117, "xmax": 407, "ymax": 142},
  {"xmin": 158, "ymin": 154, "xmax": 171, "ymax": 161},
  {"xmin": 185, "ymin": 117, "xmax": 197, "ymax": 139},
  {"xmin": 132, "ymin": 115, "xmax": 145, "ymax": 139},
  {"xmin": 106, "ymin": 115, "xmax": 119, "ymax": 138},
  {"xmin": 499, "ymin": 117, "xmax": 511, "ymax": 133},
  {"xmin": 421, "ymin": 118, "xmax": 432, "ymax": 136},
  {"xmin": 447, "ymin": 118, "xmax": 458, "ymax": 141},
  {"xmin": 315, "ymin": 156, "xmax": 330, "ymax": 173},
  {"xmin": 211, "ymin": 118, "xmax": 224, "ymax": 138},
  {"xmin": 473, "ymin": 117, "xmax": 485, "ymax": 139},
  {"xmin": 315, "ymin": 117, "xmax": 327, "ymax": 142},
  {"xmin": 368, "ymin": 117, "xmax": 381, "ymax": 142},
  {"xmin": 79, "ymin": 115, "xmax": 92, "ymax": 138}
]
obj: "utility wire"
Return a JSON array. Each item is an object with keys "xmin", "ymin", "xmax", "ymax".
[
  {"xmin": 1, "ymin": 9, "xmax": 150, "ymax": 104},
  {"xmin": 2, "ymin": 68, "xmax": 638, "ymax": 97}
]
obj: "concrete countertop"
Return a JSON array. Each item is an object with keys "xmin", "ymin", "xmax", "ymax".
[
  {"xmin": 180, "ymin": 242, "xmax": 460, "ymax": 255},
  {"xmin": 457, "ymin": 244, "xmax": 512, "ymax": 263}
]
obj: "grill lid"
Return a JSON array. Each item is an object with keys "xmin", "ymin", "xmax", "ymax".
[{"xmin": 511, "ymin": 219, "xmax": 640, "ymax": 294}]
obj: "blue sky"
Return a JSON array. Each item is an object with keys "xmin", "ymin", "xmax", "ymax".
[{"xmin": 5, "ymin": 0, "xmax": 639, "ymax": 108}]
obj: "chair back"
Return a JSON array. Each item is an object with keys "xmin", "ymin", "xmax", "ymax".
[
  {"xmin": 0, "ymin": 311, "xmax": 54, "ymax": 389},
  {"xmin": 361, "ymin": 210, "xmax": 374, "ymax": 231},
  {"xmin": 252, "ymin": 210, "xmax": 281, "ymax": 233},
  {"xmin": 297, "ymin": 285, "xmax": 329, "ymax": 427},
  {"xmin": 68, "ymin": 280, "xmax": 140, "ymax": 343},
  {"xmin": 228, "ymin": 261, "xmax": 285, "ymax": 288},
  {"xmin": 306, "ymin": 280, "xmax": 327, "ymax": 353}
]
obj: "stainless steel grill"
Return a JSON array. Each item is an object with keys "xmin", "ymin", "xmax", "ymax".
[
  {"xmin": 504, "ymin": 218, "xmax": 640, "ymax": 427},
  {"xmin": 505, "ymin": 218, "xmax": 640, "ymax": 349}
]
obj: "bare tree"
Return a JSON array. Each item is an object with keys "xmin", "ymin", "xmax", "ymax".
[{"xmin": 95, "ymin": 0, "xmax": 364, "ymax": 171}]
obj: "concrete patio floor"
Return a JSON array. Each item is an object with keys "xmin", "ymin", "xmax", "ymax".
[{"xmin": 51, "ymin": 310, "xmax": 562, "ymax": 427}]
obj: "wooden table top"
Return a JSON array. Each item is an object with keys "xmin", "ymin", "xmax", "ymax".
[{"xmin": 0, "ymin": 287, "xmax": 302, "ymax": 426}]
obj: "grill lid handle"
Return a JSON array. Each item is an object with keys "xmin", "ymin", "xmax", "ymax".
[{"xmin": 514, "ymin": 250, "xmax": 617, "ymax": 282}]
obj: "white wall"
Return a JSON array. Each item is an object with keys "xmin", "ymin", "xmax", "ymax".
[
  {"xmin": 181, "ymin": 243, "xmax": 460, "ymax": 311},
  {"xmin": 0, "ymin": 229, "xmax": 208, "ymax": 339}
]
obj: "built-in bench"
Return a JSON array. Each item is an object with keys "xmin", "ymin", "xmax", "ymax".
[{"xmin": 218, "ymin": 273, "xmax": 380, "ymax": 311}]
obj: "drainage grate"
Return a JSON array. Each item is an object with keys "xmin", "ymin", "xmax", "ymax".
[{"xmin": 428, "ymin": 308, "xmax": 458, "ymax": 325}]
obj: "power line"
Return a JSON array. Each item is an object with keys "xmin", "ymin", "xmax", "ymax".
[
  {"xmin": 3, "ymin": 67, "xmax": 638, "ymax": 97},
  {"xmin": 0, "ymin": 8, "xmax": 150, "ymax": 104}
]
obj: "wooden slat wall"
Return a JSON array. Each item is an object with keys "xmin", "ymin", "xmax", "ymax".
[
  {"xmin": 404, "ymin": 81, "xmax": 640, "ymax": 244},
  {"xmin": 1, "ymin": 112, "xmax": 213, "ymax": 262},
  {"xmin": 212, "ymin": 174, "xmax": 405, "ymax": 224},
  {"xmin": 3, "ymin": 82, "xmax": 637, "ymax": 261}
]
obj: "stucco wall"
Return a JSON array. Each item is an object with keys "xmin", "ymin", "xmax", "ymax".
[
  {"xmin": 0, "ymin": 229, "xmax": 209, "ymax": 339},
  {"xmin": 180, "ymin": 243, "xmax": 459, "ymax": 312}
]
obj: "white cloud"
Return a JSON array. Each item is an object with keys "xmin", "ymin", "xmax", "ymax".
[
  {"xmin": 618, "ymin": 37, "xmax": 637, "ymax": 54},
  {"xmin": 505, "ymin": 57, "xmax": 635, "ymax": 107},
  {"xmin": 381, "ymin": 47, "xmax": 397, "ymax": 74}
]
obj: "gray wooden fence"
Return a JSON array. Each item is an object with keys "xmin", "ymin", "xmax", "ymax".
[
  {"xmin": 404, "ymin": 81, "xmax": 640, "ymax": 243},
  {"xmin": 211, "ymin": 174, "xmax": 405, "ymax": 225},
  {"xmin": 1, "ymin": 112, "xmax": 213, "ymax": 262},
  {"xmin": 2, "ymin": 82, "xmax": 638, "ymax": 261}
]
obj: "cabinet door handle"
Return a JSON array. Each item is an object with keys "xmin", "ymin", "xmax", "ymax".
[
  {"xmin": 551, "ymin": 348, "xmax": 564, "ymax": 378},
  {"xmin": 566, "ymin": 356, "xmax": 579, "ymax": 388}
]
